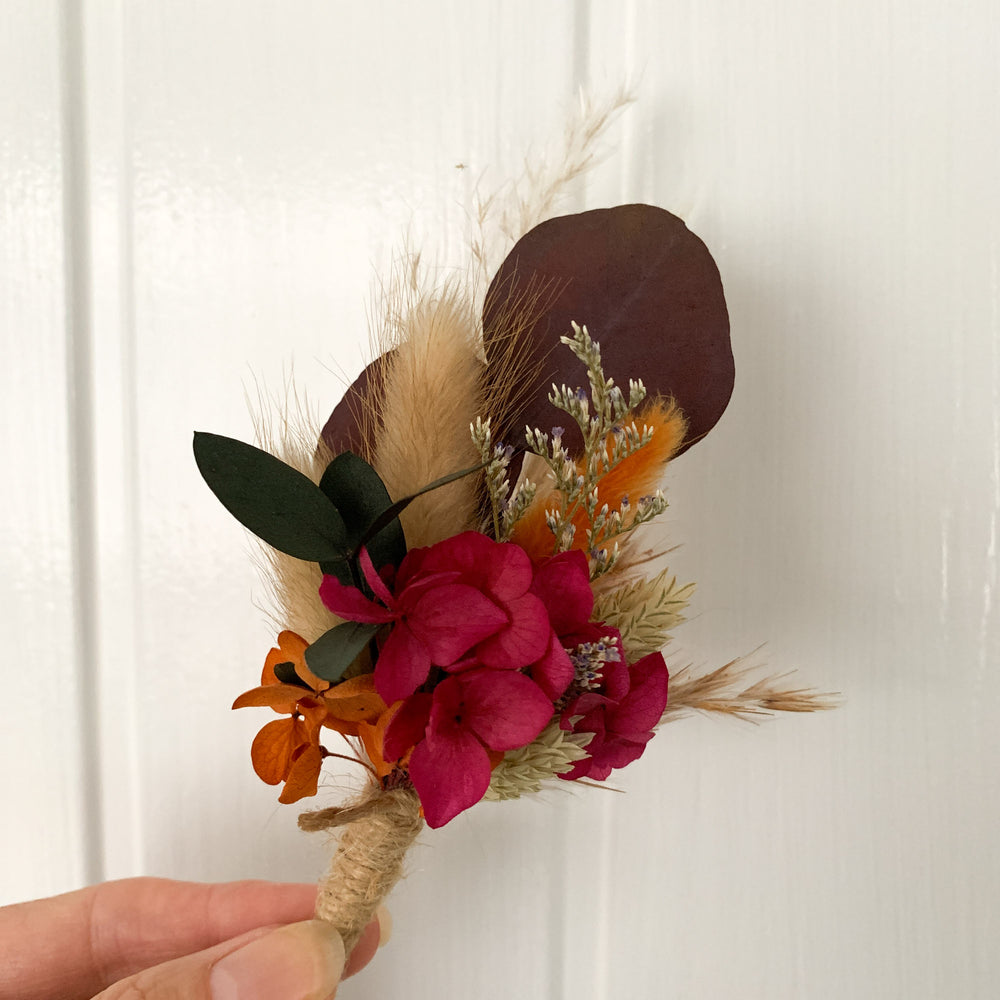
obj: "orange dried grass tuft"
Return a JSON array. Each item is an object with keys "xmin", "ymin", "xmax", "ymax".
[{"xmin": 511, "ymin": 397, "xmax": 687, "ymax": 562}]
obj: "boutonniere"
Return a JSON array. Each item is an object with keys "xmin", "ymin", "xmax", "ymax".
[{"xmin": 195, "ymin": 100, "xmax": 832, "ymax": 964}]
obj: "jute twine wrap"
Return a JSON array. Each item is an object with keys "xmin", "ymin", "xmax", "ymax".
[{"xmin": 298, "ymin": 785, "xmax": 424, "ymax": 957}]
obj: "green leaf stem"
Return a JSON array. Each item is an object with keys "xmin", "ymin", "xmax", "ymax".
[{"xmin": 354, "ymin": 460, "xmax": 487, "ymax": 558}]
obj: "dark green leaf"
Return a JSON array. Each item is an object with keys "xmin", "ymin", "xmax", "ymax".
[
  {"xmin": 193, "ymin": 432, "xmax": 348, "ymax": 562},
  {"xmin": 272, "ymin": 661, "xmax": 310, "ymax": 689},
  {"xmin": 318, "ymin": 557, "xmax": 354, "ymax": 585},
  {"xmin": 356, "ymin": 461, "xmax": 487, "ymax": 556},
  {"xmin": 319, "ymin": 452, "xmax": 406, "ymax": 573},
  {"xmin": 304, "ymin": 621, "xmax": 382, "ymax": 683}
]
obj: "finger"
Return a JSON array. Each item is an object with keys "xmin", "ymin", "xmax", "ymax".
[
  {"xmin": 342, "ymin": 905, "xmax": 391, "ymax": 978},
  {"xmin": 93, "ymin": 919, "xmax": 344, "ymax": 1000},
  {"xmin": 0, "ymin": 878, "xmax": 318, "ymax": 1000}
]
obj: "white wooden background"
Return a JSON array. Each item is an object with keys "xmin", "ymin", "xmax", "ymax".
[{"xmin": 3, "ymin": 2, "xmax": 998, "ymax": 997}]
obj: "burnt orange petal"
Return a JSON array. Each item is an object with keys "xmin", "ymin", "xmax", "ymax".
[
  {"xmin": 293, "ymin": 660, "xmax": 329, "ymax": 694},
  {"xmin": 357, "ymin": 721, "xmax": 392, "ymax": 780},
  {"xmin": 321, "ymin": 717, "xmax": 361, "ymax": 738},
  {"xmin": 358, "ymin": 702, "xmax": 412, "ymax": 779},
  {"xmin": 281, "ymin": 630, "xmax": 332, "ymax": 692},
  {"xmin": 487, "ymin": 747, "xmax": 505, "ymax": 770},
  {"xmin": 322, "ymin": 674, "xmax": 387, "ymax": 724},
  {"xmin": 278, "ymin": 629, "xmax": 309, "ymax": 659},
  {"xmin": 278, "ymin": 744, "xmax": 324, "ymax": 803},
  {"xmin": 250, "ymin": 717, "xmax": 309, "ymax": 785},
  {"xmin": 296, "ymin": 696, "xmax": 329, "ymax": 737},
  {"xmin": 262, "ymin": 645, "xmax": 290, "ymax": 685},
  {"xmin": 262, "ymin": 630, "xmax": 322, "ymax": 689},
  {"xmin": 233, "ymin": 684, "xmax": 304, "ymax": 714}
]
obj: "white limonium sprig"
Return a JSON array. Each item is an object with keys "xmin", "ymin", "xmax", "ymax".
[
  {"xmin": 524, "ymin": 322, "xmax": 669, "ymax": 577},
  {"xmin": 471, "ymin": 416, "xmax": 537, "ymax": 542},
  {"xmin": 502, "ymin": 477, "xmax": 537, "ymax": 540}
]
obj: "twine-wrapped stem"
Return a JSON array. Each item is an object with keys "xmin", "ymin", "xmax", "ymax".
[{"xmin": 298, "ymin": 785, "xmax": 424, "ymax": 957}]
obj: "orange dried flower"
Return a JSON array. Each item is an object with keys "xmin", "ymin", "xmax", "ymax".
[
  {"xmin": 357, "ymin": 703, "xmax": 406, "ymax": 782},
  {"xmin": 234, "ymin": 630, "xmax": 386, "ymax": 803}
]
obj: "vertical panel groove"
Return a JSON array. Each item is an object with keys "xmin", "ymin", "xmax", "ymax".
[
  {"xmin": 572, "ymin": 0, "xmax": 591, "ymax": 94},
  {"xmin": 83, "ymin": 0, "xmax": 146, "ymax": 881},
  {"xmin": 58, "ymin": 0, "xmax": 104, "ymax": 887}
]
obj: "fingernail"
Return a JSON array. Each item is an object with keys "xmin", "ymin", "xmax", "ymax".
[
  {"xmin": 375, "ymin": 905, "xmax": 393, "ymax": 948},
  {"xmin": 211, "ymin": 920, "xmax": 345, "ymax": 1000}
]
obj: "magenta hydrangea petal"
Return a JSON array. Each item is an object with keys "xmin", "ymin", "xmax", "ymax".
[
  {"xmin": 319, "ymin": 575, "xmax": 395, "ymax": 624},
  {"xmin": 609, "ymin": 653, "xmax": 669, "ymax": 736},
  {"xmin": 407, "ymin": 583, "xmax": 507, "ymax": 664},
  {"xmin": 475, "ymin": 592, "xmax": 550, "ymax": 667},
  {"xmin": 561, "ymin": 690, "xmax": 613, "ymax": 725},
  {"xmin": 419, "ymin": 531, "xmax": 534, "ymax": 602},
  {"xmin": 480, "ymin": 542, "xmax": 534, "ymax": 602},
  {"xmin": 529, "ymin": 631, "xmax": 575, "ymax": 701},
  {"xmin": 582, "ymin": 734, "xmax": 652, "ymax": 780},
  {"xmin": 417, "ymin": 530, "xmax": 492, "ymax": 578},
  {"xmin": 558, "ymin": 708, "xmax": 606, "ymax": 780},
  {"xmin": 374, "ymin": 623, "xmax": 432, "ymax": 704},
  {"xmin": 358, "ymin": 545, "xmax": 394, "ymax": 606},
  {"xmin": 383, "ymin": 692, "xmax": 432, "ymax": 761},
  {"xmin": 426, "ymin": 674, "xmax": 464, "ymax": 730},
  {"xmin": 457, "ymin": 669, "xmax": 554, "ymax": 751},
  {"xmin": 440, "ymin": 653, "xmax": 483, "ymax": 674},
  {"xmin": 559, "ymin": 758, "xmax": 591, "ymax": 781},
  {"xmin": 531, "ymin": 550, "xmax": 594, "ymax": 634},
  {"xmin": 394, "ymin": 543, "xmax": 431, "ymax": 590},
  {"xmin": 409, "ymin": 727, "xmax": 492, "ymax": 828},
  {"xmin": 396, "ymin": 570, "xmax": 463, "ymax": 613}
]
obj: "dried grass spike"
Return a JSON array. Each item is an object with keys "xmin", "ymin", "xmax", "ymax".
[
  {"xmin": 250, "ymin": 381, "xmax": 341, "ymax": 642},
  {"xmin": 593, "ymin": 569, "xmax": 696, "ymax": 660},
  {"xmin": 470, "ymin": 87, "xmax": 635, "ymax": 289},
  {"xmin": 662, "ymin": 658, "xmax": 840, "ymax": 723}
]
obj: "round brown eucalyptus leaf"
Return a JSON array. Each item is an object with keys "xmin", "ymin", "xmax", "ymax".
[
  {"xmin": 321, "ymin": 354, "xmax": 390, "ymax": 459},
  {"xmin": 482, "ymin": 204, "xmax": 733, "ymax": 457}
]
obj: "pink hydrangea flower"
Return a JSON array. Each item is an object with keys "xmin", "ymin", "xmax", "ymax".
[
  {"xmin": 560, "ymin": 644, "xmax": 669, "ymax": 781},
  {"xmin": 319, "ymin": 532, "xmax": 552, "ymax": 704},
  {"xmin": 383, "ymin": 668, "xmax": 553, "ymax": 827}
]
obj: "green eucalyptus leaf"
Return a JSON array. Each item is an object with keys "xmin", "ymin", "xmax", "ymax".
[
  {"xmin": 319, "ymin": 452, "xmax": 406, "ymax": 573},
  {"xmin": 304, "ymin": 621, "xmax": 382, "ymax": 683},
  {"xmin": 194, "ymin": 432, "xmax": 348, "ymax": 562},
  {"xmin": 318, "ymin": 557, "xmax": 355, "ymax": 585}
]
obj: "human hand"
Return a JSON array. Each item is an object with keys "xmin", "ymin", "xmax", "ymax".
[{"xmin": 0, "ymin": 877, "xmax": 386, "ymax": 999}]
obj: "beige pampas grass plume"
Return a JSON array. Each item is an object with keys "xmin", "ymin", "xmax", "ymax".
[
  {"xmin": 370, "ymin": 280, "xmax": 484, "ymax": 549},
  {"xmin": 249, "ymin": 382, "xmax": 341, "ymax": 643}
]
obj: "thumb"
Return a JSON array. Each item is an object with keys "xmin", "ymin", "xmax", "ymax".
[{"xmin": 94, "ymin": 919, "xmax": 345, "ymax": 1000}]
